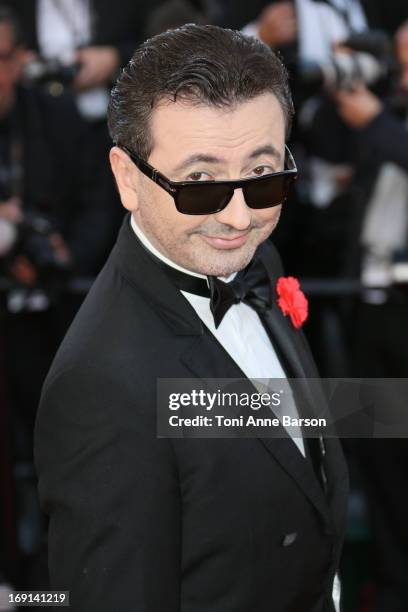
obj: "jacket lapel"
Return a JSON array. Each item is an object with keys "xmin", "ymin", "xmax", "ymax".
[
  {"xmin": 256, "ymin": 241, "xmax": 349, "ymax": 536},
  {"xmin": 179, "ymin": 315, "xmax": 333, "ymax": 531}
]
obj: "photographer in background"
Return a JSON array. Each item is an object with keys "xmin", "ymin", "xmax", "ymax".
[
  {"xmin": 334, "ymin": 20, "xmax": 408, "ymax": 612},
  {"xmin": 0, "ymin": 0, "xmax": 115, "ymax": 434},
  {"xmin": 0, "ymin": 6, "xmax": 116, "ymax": 587},
  {"xmin": 1, "ymin": 0, "xmax": 165, "ymax": 236},
  {"xmin": 2, "ymin": 0, "xmax": 161, "ymax": 121}
]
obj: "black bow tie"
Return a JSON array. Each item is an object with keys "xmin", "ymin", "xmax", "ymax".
[
  {"xmin": 141, "ymin": 242, "xmax": 273, "ymax": 328},
  {"xmin": 207, "ymin": 257, "xmax": 272, "ymax": 327}
]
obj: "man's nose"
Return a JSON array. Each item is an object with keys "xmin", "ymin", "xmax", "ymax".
[{"xmin": 213, "ymin": 188, "xmax": 251, "ymax": 230}]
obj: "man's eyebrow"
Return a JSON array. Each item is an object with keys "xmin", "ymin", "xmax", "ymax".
[
  {"xmin": 172, "ymin": 154, "xmax": 224, "ymax": 174},
  {"xmin": 247, "ymin": 145, "xmax": 282, "ymax": 164},
  {"xmin": 172, "ymin": 144, "xmax": 282, "ymax": 174}
]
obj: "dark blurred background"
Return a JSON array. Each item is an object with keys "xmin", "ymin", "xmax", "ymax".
[{"xmin": 0, "ymin": 1, "xmax": 407, "ymax": 610}]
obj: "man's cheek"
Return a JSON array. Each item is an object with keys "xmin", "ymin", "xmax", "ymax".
[
  {"xmin": 267, "ymin": 206, "xmax": 282, "ymax": 227},
  {"xmin": 254, "ymin": 208, "xmax": 281, "ymax": 231}
]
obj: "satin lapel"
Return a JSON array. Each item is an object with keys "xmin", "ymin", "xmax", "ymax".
[
  {"xmin": 260, "ymin": 303, "xmax": 308, "ymax": 378},
  {"xmin": 180, "ymin": 328, "xmax": 332, "ymax": 530},
  {"xmin": 261, "ymin": 303, "xmax": 348, "ymax": 538},
  {"xmin": 257, "ymin": 242, "xmax": 331, "ymax": 420},
  {"xmin": 322, "ymin": 437, "xmax": 349, "ymax": 539},
  {"xmin": 258, "ymin": 303, "xmax": 328, "ymax": 418},
  {"xmin": 257, "ymin": 239, "xmax": 318, "ymax": 381}
]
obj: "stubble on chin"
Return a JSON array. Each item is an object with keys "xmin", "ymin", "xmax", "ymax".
[{"xmin": 181, "ymin": 225, "xmax": 275, "ymax": 277}]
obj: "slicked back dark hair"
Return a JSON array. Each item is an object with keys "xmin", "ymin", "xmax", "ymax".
[{"xmin": 108, "ymin": 24, "xmax": 294, "ymax": 160}]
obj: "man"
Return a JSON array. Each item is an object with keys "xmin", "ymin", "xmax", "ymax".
[
  {"xmin": 334, "ymin": 20, "xmax": 408, "ymax": 612},
  {"xmin": 34, "ymin": 25, "xmax": 348, "ymax": 611}
]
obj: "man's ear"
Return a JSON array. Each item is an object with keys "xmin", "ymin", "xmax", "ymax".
[{"xmin": 109, "ymin": 146, "xmax": 140, "ymax": 212}]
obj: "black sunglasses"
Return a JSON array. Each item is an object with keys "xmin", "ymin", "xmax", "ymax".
[{"xmin": 121, "ymin": 144, "xmax": 298, "ymax": 216}]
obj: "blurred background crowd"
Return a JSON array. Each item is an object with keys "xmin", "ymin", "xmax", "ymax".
[{"xmin": 0, "ymin": 1, "xmax": 407, "ymax": 610}]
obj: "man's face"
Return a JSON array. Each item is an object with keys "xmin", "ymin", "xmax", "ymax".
[
  {"xmin": 0, "ymin": 23, "xmax": 24, "ymax": 118},
  {"xmin": 114, "ymin": 92, "xmax": 286, "ymax": 277}
]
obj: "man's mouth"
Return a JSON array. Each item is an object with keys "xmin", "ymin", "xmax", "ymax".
[{"xmin": 200, "ymin": 231, "xmax": 251, "ymax": 249}]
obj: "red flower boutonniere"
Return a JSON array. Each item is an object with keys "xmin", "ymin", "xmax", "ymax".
[{"xmin": 276, "ymin": 276, "xmax": 308, "ymax": 329}]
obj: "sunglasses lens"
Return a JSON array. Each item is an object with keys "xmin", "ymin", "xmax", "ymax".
[
  {"xmin": 175, "ymin": 172, "xmax": 296, "ymax": 214},
  {"xmin": 244, "ymin": 174, "xmax": 294, "ymax": 209},
  {"xmin": 177, "ymin": 183, "xmax": 232, "ymax": 215}
]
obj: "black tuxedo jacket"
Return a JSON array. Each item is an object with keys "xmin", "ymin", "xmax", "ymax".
[{"xmin": 34, "ymin": 214, "xmax": 349, "ymax": 612}]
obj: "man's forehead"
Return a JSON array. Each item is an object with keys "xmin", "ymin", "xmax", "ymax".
[
  {"xmin": 152, "ymin": 91, "xmax": 284, "ymax": 124},
  {"xmin": 149, "ymin": 93, "xmax": 285, "ymax": 162}
]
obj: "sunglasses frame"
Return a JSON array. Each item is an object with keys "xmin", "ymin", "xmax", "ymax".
[{"xmin": 121, "ymin": 143, "xmax": 298, "ymax": 215}]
